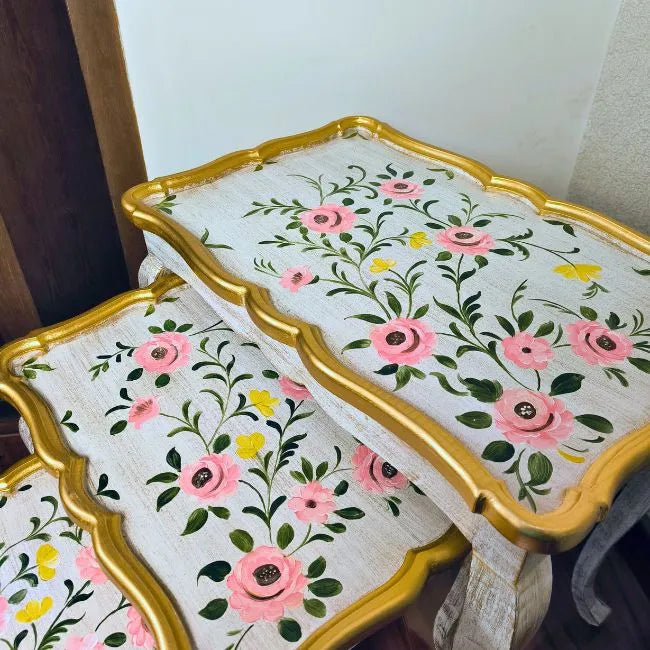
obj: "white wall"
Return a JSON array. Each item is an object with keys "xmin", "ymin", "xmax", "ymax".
[{"xmin": 115, "ymin": 0, "xmax": 620, "ymax": 198}]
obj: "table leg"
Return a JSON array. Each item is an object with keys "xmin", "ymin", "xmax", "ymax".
[
  {"xmin": 571, "ymin": 465, "xmax": 650, "ymax": 626},
  {"xmin": 434, "ymin": 532, "xmax": 552, "ymax": 649}
]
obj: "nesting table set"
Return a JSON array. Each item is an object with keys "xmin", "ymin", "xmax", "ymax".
[{"xmin": 0, "ymin": 117, "xmax": 648, "ymax": 649}]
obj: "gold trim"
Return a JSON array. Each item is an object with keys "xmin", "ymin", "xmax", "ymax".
[
  {"xmin": 0, "ymin": 274, "xmax": 468, "ymax": 650},
  {"xmin": 122, "ymin": 115, "xmax": 650, "ymax": 553},
  {"xmin": 302, "ymin": 526, "xmax": 467, "ymax": 649}
]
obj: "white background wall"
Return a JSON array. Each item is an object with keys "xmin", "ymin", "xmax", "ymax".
[{"xmin": 115, "ymin": 0, "xmax": 621, "ymax": 198}]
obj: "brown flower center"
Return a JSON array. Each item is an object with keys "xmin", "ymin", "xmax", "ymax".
[
  {"xmin": 595, "ymin": 335, "xmax": 616, "ymax": 351},
  {"xmin": 385, "ymin": 331, "xmax": 406, "ymax": 346},
  {"xmin": 393, "ymin": 182, "xmax": 408, "ymax": 190},
  {"xmin": 455, "ymin": 232, "xmax": 474, "ymax": 240},
  {"xmin": 134, "ymin": 401, "xmax": 152, "ymax": 414},
  {"xmin": 381, "ymin": 462, "xmax": 398, "ymax": 478},
  {"xmin": 313, "ymin": 214, "xmax": 329, "ymax": 224},
  {"xmin": 253, "ymin": 563, "xmax": 281, "ymax": 586},
  {"xmin": 151, "ymin": 346, "xmax": 168, "ymax": 359},
  {"xmin": 521, "ymin": 347, "xmax": 532, "ymax": 353},
  {"xmin": 514, "ymin": 401, "xmax": 536, "ymax": 419},
  {"xmin": 291, "ymin": 272, "xmax": 303, "ymax": 284},
  {"xmin": 305, "ymin": 499, "xmax": 317, "ymax": 508},
  {"xmin": 191, "ymin": 468, "xmax": 213, "ymax": 488}
]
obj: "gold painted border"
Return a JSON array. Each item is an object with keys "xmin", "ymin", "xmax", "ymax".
[
  {"xmin": 0, "ymin": 275, "xmax": 468, "ymax": 649},
  {"xmin": 122, "ymin": 115, "xmax": 650, "ymax": 553}
]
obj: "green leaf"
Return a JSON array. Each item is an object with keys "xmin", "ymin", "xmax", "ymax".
[
  {"xmin": 629, "ymin": 357, "xmax": 650, "ymax": 373},
  {"xmin": 333, "ymin": 507, "xmax": 365, "ymax": 520},
  {"xmin": 229, "ymin": 529, "xmax": 254, "ymax": 553},
  {"xmin": 456, "ymin": 411, "xmax": 492, "ymax": 429},
  {"xmin": 197, "ymin": 560, "xmax": 231, "ymax": 583},
  {"xmin": 146, "ymin": 472, "xmax": 178, "ymax": 484},
  {"xmin": 182, "ymin": 508, "xmax": 208, "ymax": 535},
  {"xmin": 301, "ymin": 457, "xmax": 314, "ymax": 481},
  {"xmin": 549, "ymin": 373, "xmax": 584, "ymax": 396},
  {"xmin": 199, "ymin": 598, "xmax": 228, "ymax": 620},
  {"xmin": 213, "ymin": 434, "xmax": 231, "ymax": 453},
  {"xmin": 339, "ymin": 231, "xmax": 353, "ymax": 241},
  {"xmin": 333, "ymin": 480, "xmax": 348, "ymax": 496},
  {"xmin": 633, "ymin": 268, "xmax": 650, "ymax": 276},
  {"xmin": 413, "ymin": 304, "xmax": 430, "ymax": 319},
  {"xmin": 315, "ymin": 461, "xmax": 328, "ymax": 480},
  {"xmin": 307, "ymin": 556, "xmax": 326, "ymax": 578},
  {"xmin": 575, "ymin": 414, "xmax": 613, "ymax": 433},
  {"xmin": 374, "ymin": 364, "xmax": 398, "ymax": 376},
  {"xmin": 23, "ymin": 369, "xmax": 36, "ymax": 379},
  {"xmin": 276, "ymin": 523, "xmax": 294, "ymax": 550},
  {"xmin": 324, "ymin": 522, "xmax": 346, "ymax": 533},
  {"xmin": 8, "ymin": 589, "xmax": 27, "ymax": 604},
  {"xmin": 208, "ymin": 506, "xmax": 230, "ymax": 519},
  {"xmin": 104, "ymin": 633, "xmax": 127, "ymax": 647},
  {"xmin": 430, "ymin": 372, "xmax": 468, "ymax": 396},
  {"xmin": 290, "ymin": 470, "xmax": 307, "ymax": 484},
  {"xmin": 386, "ymin": 292, "xmax": 402, "ymax": 316},
  {"xmin": 496, "ymin": 315, "xmax": 516, "ymax": 337},
  {"xmin": 534, "ymin": 321, "xmax": 554, "ymax": 338},
  {"xmin": 304, "ymin": 598, "xmax": 326, "ymax": 618},
  {"xmin": 166, "ymin": 447, "xmax": 181, "ymax": 471},
  {"xmin": 148, "ymin": 326, "xmax": 163, "ymax": 334},
  {"xmin": 309, "ymin": 578, "xmax": 343, "ymax": 598},
  {"xmin": 481, "ymin": 441, "xmax": 515, "ymax": 463},
  {"xmin": 176, "ymin": 323, "xmax": 193, "ymax": 333},
  {"xmin": 346, "ymin": 313, "xmax": 386, "ymax": 324},
  {"xmin": 262, "ymin": 369, "xmax": 279, "ymax": 379},
  {"xmin": 475, "ymin": 255, "xmax": 488, "ymax": 268},
  {"xmin": 278, "ymin": 618, "xmax": 302, "ymax": 642},
  {"xmin": 109, "ymin": 420, "xmax": 127, "ymax": 435},
  {"xmin": 579, "ymin": 306, "xmax": 598, "ymax": 320},
  {"xmin": 156, "ymin": 487, "xmax": 179, "ymax": 511},
  {"xmin": 527, "ymin": 452, "xmax": 553, "ymax": 486},
  {"xmin": 436, "ymin": 251, "xmax": 452, "ymax": 261},
  {"xmin": 342, "ymin": 339, "xmax": 371, "ymax": 353},
  {"xmin": 394, "ymin": 365, "xmax": 411, "ymax": 391},
  {"xmin": 163, "ymin": 319, "xmax": 176, "ymax": 331},
  {"xmin": 155, "ymin": 373, "xmax": 170, "ymax": 388},
  {"xmin": 434, "ymin": 355, "xmax": 457, "ymax": 369},
  {"xmin": 126, "ymin": 367, "xmax": 143, "ymax": 381},
  {"xmin": 460, "ymin": 378, "xmax": 503, "ymax": 403},
  {"xmin": 517, "ymin": 311, "xmax": 533, "ymax": 331}
]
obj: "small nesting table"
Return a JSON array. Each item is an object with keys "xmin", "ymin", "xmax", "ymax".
[{"xmin": 119, "ymin": 116, "xmax": 650, "ymax": 649}]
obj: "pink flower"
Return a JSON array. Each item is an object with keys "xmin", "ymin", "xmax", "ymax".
[
  {"xmin": 288, "ymin": 481, "xmax": 335, "ymax": 523},
  {"xmin": 502, "ymin": 332, "xmax": 553, "ymax": 370},
  {"xmin": 352, "ymin": 445, "xmax": 408, "ymax": 493},
  {"xmin": 178, "ymin": 454, "xmax": 240, "ymax": 502},
  {"xmin": 436, "ymin": 226, "xmax": 495, "ymax": 255},
  {"xmin": 227, "ymin": 546, "xmax": 307, "ymax": 622},
  {"xmin": 278, "ymin": 376, "xmax": 313, "ymax": 400},
  {"xmin": 0, "ymin": 597, "xmax": 7, "ymax": 633},
  {"xmin": 566, "ymin": 321, "xmax": 633, "ymax": 366},
  {"xmin": 279, "ymin": 266, "xmax": 313, "ymax": 293},
  {"xmin": 65, "ymin": 633, "xmax": 105, "ymax": 650},
  {"xmin": 494, "ymin": 389, "xmax": 574, "ymax": 448},
  {"xmin": 379, "ymin": 179, "xmax": 423, "ymax": 199},
  {"xmin": 75, "ymin": 546, "xmax": 108, "ymax": 585},
  {"xmin": 127, "ymin": 396, "xmax": 160, "ymax": 429},
  {"xmin": 369, "ymin": 317, "xmax": 437, "ymax": 365},
  {"xmin": 127, "ymin": 607, "xmax": 155, "ymax": 649},
  {"xmin": 134, "ymin": 331, "xmax": 192, "ymax": 374},
  {"xmin": 300, "ymin": 204, "xmax": 356, "ymax": 233}
]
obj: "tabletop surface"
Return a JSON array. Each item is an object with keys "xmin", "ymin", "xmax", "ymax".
[{"xmin": 123, "ymin": 117, "xmax": 650, "ymax": 549}]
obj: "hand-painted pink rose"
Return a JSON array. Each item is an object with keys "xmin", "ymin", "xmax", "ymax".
[
  {"xmin": 227, "ymin": 546, "xmax": 308, "ymax": 623},
  {"xmin": 566, "ymin": 321, "xmax": 633, "ymax": 365},
  {"xmin": 288, "ymin": 481, "xmax": 335, "ymax": 524},
  {"xmin": 494, "ymin": 389, "xmax": 574, "ymax": 448},
  {"xmin": 127, "ymin": 396, "xmax": 160, "ymax": 429},
  {"xmin": 435, "ymin": 226, "xmax": 495, "ymax": 255},
  {"xmin": 369, "ymin": 317, "xmax": 436, "ymax": 365},
  {"xmin": 300, "ymin": 204, "xmax": 356, "ymax": 233},
  {"xmin": 134, "ymin": 331, "xmax": 191, "ymax": 374},
  {"xmin": 0, "ymin": 596, "xmax": 7, "ymax": 633},
  {"xmin": 279, "ymin": 266, "xmax": 313, "ymax": 293},
  {"xmin": 278, "ymin": 376, "xmax": 313, "ymax": 400},
  {"xmin": 379, "ymin": 178, "xmax": 423, "ymax": 199},
  {"xmin": 75, "ymin": 545, "xmax": 108, "ymax": 585},
  {"xmin": 64, "ymin": 633, "xmax": 105, "ymax": 650},
  {"xmin": 502, "ymin": 332, "xmax": 553, "ymax": 370},
  {"xmin": 178, "ymin": 454, "xmax": 240, "ymax": 502},
  {"xmin": 352, "ymin": 444, "xmax": 408, "ymax": 493},
  {"xmin": 127, "ymin": 607, "xmax": 155, "ymax": 649}
]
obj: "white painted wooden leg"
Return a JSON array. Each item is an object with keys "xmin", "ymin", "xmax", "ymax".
[
  {"xmin": 571, "ymin": 465, "xmax": 650, "ymax": 626},
  {"xmin": 434, "ymin": 528, "xmax": 552, "ymax": 650}
]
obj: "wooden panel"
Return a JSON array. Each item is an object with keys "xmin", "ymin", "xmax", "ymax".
[
  {"xmin": 0, "ymin": 0, "xmax": 130, "ymax": 326},
  {"xmin": 65, "ymin": 0, "xmax": 147, "ymax": 286}
]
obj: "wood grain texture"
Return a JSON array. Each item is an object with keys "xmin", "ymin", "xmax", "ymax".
[
  {"xmin": 0, "ymin": 0, "xmax": 130, "ymax": 325},
  {"xmin": 65, "ymin": 0, "xmax": 147, "ymax": 286}
]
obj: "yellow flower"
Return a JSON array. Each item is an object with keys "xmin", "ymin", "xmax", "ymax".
[
  {"xmin": 369, "ymin": 258, "xmax": 396, "ymax": 273},
  {"xmin": 553, "ymin": 264, "xmax": 601, "ymax": 283},
  {"xmin": 409, "ymin": 231, "xmax": 432, "ymax": 249},
  {"xmin": 16, "ymin": 597, "xmax": 53, "ymax": 623},
  {"xmin": 248, "ymin": 390, "xmax": 279, "ymax": 417},
  {"xmin": 35, "ymin": 543, "xmax": 59, "ymax": 581},
  {"xmin": 236, "ymin": 432, "xmax": 266, "ymax": 459}
]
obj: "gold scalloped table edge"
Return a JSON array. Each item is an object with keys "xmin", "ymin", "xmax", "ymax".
[
  {"xmin": 0, "ymin": 276, "xmax": 469, "ymax": 650},
  {"xmin": 121, "ymin": 115, "xmax": 650, "ymax": 554}
]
